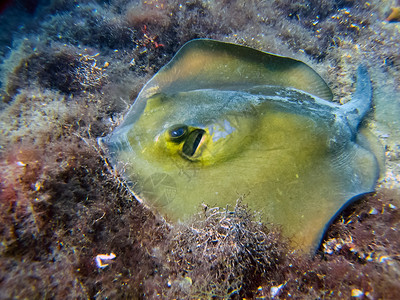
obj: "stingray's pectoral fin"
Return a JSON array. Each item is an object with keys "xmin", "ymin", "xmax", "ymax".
[
  {"xmin": 352, "ymin": 139, "xmax": 380, "ymax": 193},
  {"xmin": 316, "ymin": 192, "xmax": 370, "ymax": 254},
  {"xmin": 149, "ymin": 39, "xmax": 334, "ymax": 101},
  {"xmin": 313, "ymin": 142, "xmax": 380, "ymax": 254}
]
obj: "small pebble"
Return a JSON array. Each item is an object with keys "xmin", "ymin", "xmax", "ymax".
[{"xmin": 351, "ymin": 288, "xmax": 364, "ymax": 297}]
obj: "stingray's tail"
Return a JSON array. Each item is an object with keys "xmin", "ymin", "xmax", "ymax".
[{"xmin": 341, "ymin": 66, "xmax": 373, "ymax": 132}]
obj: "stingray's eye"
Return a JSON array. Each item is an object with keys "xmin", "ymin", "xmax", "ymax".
[
  {"xmin": 168, "ymin": 125, "xmax": 188, "ymax": 143},
  {"xmin": 182, "ymin": 129, "xmax": 206, "ymax": 159}
]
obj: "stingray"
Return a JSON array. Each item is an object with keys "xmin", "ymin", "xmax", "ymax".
[{"xmin": 99, "ymin": 39, "xmax": 381, "ymax": 252}]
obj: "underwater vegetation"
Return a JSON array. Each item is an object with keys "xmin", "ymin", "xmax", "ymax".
[{"xmin": 0, "ymin": 0, "xmax": 400, "ymax": 298}]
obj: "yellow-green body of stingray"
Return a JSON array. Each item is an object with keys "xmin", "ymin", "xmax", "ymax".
[{"xmin": 100, "ymin": 40, "xmax": 380, "ymax": 252}]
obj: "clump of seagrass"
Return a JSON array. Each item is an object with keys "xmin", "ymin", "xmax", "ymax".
[{"xmin": 167, "ymin": 199, "xmax": 286, "ymax": 298}]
